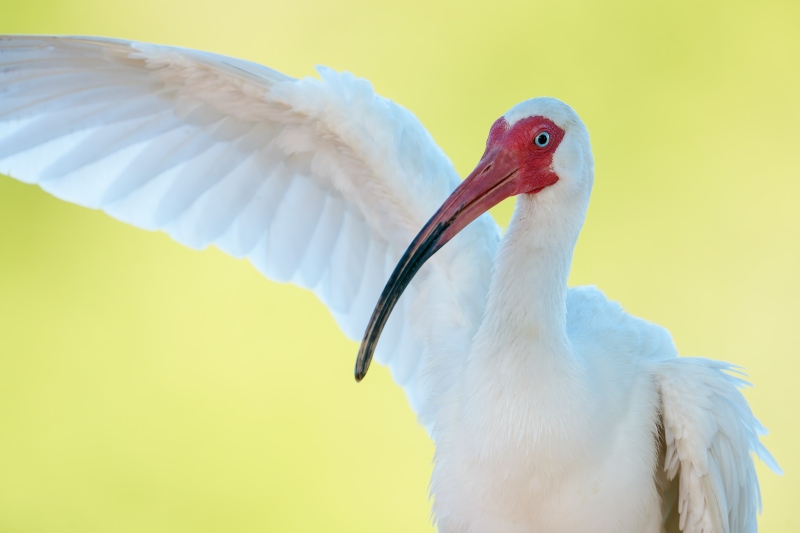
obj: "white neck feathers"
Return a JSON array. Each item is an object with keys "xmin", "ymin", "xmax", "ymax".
[{"xmin": 470, "ymin": 191, "xmax": 586, "ymax": 368}]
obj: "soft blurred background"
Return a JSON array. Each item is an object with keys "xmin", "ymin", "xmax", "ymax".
[{"xmin": 1, "ymin": 0, "xmax": 798, "ymax": 531}]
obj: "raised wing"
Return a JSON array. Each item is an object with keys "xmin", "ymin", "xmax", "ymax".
[
  {"xmin": 0, "ymin": 35, "xmax": 500, "ymax": 424},
  {"xmin": 656, "ymin": 358, "xmax": 781, "ymax": 533}
]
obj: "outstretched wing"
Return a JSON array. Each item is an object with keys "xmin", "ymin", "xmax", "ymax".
[
  {"xmin": 655, "ymin": 357, "xmax": 781, "ymax": 533},
  {"xmin": 0, "ymin": 35, "xmax": 500, "ymax": 424}
]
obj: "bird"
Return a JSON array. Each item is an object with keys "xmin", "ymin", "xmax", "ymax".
[{"xmin": 0, "ymin": 35, "xmax": 780, "ymax": 532}]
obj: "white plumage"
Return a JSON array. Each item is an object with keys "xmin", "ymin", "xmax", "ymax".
[{"xmin": 0, "ymin": 35, "xmax": 779, "ymax": 532}]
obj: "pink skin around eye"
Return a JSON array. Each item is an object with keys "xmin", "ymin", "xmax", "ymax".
[{"xmin": 484, "ymin": 116, "xmax": 565, "ymax": 195}]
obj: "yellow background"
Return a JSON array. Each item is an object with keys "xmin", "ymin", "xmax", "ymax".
[{"xmin": 1, "ymin": 0, "xmax": 798, "ymax": 531}]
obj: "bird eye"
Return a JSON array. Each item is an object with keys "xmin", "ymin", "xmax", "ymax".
[{"xmin": 534, "ymin": 131, "xmax": 550, "ymax": 148}]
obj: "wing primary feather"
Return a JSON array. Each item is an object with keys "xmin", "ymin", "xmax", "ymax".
[
  {"xmin": 185, "ymin": 151, "xmax": 268, "ymax": 247},
  {"xmin": 0, "ymin": 91, "xmax": 171, "ymax": 160},
  {"xmin": 100, "ymin": 115, "xmax": 224, "ymax": 204},
  {"xmin": 337, "ymin": 235, "xmax": 389, "ymax": 339},
  {"xmin": 0, "ymin": 82, "xmax": 149, "ymax": 120},
  {"xmin": 240, "ymin": 161, "xmax": 295, "ymax": 266},
  {"xmin": 293, "ymin": 194, "xmax": 346, "ymax": 289},
  {"xmin": 261, "ymin": 173, "xmax": 326, "ymax": 282},
  {"xmin": 153, "ymin": 120, "xmax": 260, "ymax": 227},
  {"xmin": 0, "ymin": 68, "xmax": 142, "ymax": 99},
  {"xmin": 40, "ymin": 109, "xmax": 179, "ymax": 182},
  {"xmin": 322, "ymin": 209, "xmax": 369, "ymax": 314}
]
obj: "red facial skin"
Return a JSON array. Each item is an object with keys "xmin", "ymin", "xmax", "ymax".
[
  {"xmin": 428, "ymin": 115, "xmax": 565, "ymax": 246},
  {"xmin": 355, "ymin": 114, "xmax": 566, "ymax": 380},
  {"xmin": 483, "ymin": 115, "xmax": 565, "ymax": 195}
]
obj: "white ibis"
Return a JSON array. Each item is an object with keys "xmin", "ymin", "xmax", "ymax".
[{"xmin": 0, "ymin": 36, "xmax": 780, "ymax": 532}]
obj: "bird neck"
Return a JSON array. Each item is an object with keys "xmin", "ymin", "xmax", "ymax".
[{"xmin": 477, "ymin": 193, "xmax": 584, "ymax": 358}]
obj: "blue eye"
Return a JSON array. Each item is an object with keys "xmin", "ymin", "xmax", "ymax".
[{"xmin": 534, "ymin": 131, "xmax": 550, "ymax": 147}]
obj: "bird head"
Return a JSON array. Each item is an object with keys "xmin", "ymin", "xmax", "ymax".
[
  {"xmin": 498, "ymin": 97, "xmax": 594, "ymax": 206},
  {"xmin": 355, "ymin": 98, "xmax": 593, "ymax": 380}
]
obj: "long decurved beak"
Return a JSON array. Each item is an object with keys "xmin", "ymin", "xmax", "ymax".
[{"xmin": 354, "ymin": 148, "xmax": 521, "ymax": 381}]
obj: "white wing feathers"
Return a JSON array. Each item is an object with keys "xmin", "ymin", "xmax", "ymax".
[
  {"xmin": 0, "ymin": 35, "xmax": 500, "ymax": 422},
  {"xmin": 567, "ymin": 288, "xmax": 778, "ymax": 532},
  {"xmin": 655, "ymin": 357, "xmax": 781, "ymax": 533}
]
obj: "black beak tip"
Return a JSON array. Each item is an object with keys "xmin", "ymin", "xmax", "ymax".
[
  {"xmin": 354, "ymin": 351, "xmax": 369, "ymax": 382},
  {"xmin": 354, "ymin": 363, "xmax": 367, "ymax": 382}
]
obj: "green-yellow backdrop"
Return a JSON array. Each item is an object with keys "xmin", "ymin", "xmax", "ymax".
[{"xmin": 1, "ymin": 0, "xmax": 798, "ymax": 531}]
